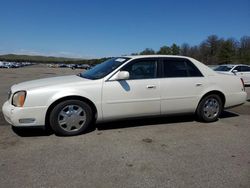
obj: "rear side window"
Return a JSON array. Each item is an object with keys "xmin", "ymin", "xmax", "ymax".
[
  {"xmin": 241, "ymin": 66, "xmax": 250, "ymax": 72},
  {"xmin": 163, "ymin": 59, "xmax": 203, "ymax": 77}
]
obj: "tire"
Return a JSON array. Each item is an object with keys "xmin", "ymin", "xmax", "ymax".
[
  {"xmin": 196, "ymin": 94, "xmax": 223, "ymax": 122},
  {"xmin": 49, "ymin": 100, "xmax": 93, "ymax": 136}
]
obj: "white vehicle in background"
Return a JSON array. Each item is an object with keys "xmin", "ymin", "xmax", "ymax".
[
  {"xmin": 0, "ymin": 61, "xmax": 4, "ymax": 68},
  {"xmin": 214, "ymin": 64, "xmax": 250, "ymax": 85},
  {"xmin": 2, "ymin": 55, "xmax": 247, "ymax": 136}
]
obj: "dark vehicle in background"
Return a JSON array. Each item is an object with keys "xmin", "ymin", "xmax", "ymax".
[{"xmin": 70, "ymin": 64, "xmax": 91, "ymax": 70}]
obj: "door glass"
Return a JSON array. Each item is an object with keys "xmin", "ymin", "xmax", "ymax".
[
  {"xmin": 233, "ymin": 66, "xmax": 242, "ymax": 72},
  {"xmin": 241, "ymin": 66, "xmax": 250, "ymax": 72},
  {"xmin": 163, "ymin": 60, "xmax": 188, "ymax": 77},
  {"xmin": 122, "ymin": 60, "xmax": 157, "ymax": 79}
]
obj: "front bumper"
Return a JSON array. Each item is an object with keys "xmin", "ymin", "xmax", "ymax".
[{"xmin": 2, "ymin": 101, "xmax": 47, "ymax": 127}]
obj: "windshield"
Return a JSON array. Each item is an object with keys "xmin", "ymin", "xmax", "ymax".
[
  {"xmin": 214, "ymin": 65, "xmax": 234, "ymax": 72},
  {"xmin": 79, "ymin": 57, "xmax": 130, "ymax": 80}
]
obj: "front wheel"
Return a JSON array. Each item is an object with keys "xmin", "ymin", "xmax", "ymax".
[
  {"xmin": 196, "ymin": 94, "xmax": 223, "ymax": 122},
  {"xmin": 49, "ymin": 100, "xmax": 93, "ymax": 136}
]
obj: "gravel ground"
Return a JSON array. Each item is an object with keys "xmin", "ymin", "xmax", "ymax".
[{"xmin": 0, "ymin": 65, "xmax": 250, "ymax": 188}]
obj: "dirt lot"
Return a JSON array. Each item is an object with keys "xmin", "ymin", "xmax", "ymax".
[{"xmin": 0, "ymin": 65, "xmax": 250, "ymax": 188}]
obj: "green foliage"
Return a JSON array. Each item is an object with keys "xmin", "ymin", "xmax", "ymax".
[
  {"xmin": 217, "ymin": 39, "xmax": 237, "ymax": 64},
  {"xmin": 140, "ymin": 48, "xmax": 155, "ymax": 55},
  {"xmin": 157, "ymin": 46, "xmax": 172, "ymax": 54},
  {"xmin": 171, "ymin": 43, "xmax": 180, "ymax": 55}
]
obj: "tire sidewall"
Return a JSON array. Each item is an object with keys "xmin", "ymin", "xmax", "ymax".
[
  {"xmin": 50, "ymin": 100, "xmax": 93, "ymax": 136},
  {"xmin": 197, "ymin": 94, "xmax": 223, "ymax": 122}
]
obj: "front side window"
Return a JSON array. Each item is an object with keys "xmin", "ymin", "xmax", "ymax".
[
  {"xmin": 163, "ymin": 59, "xmax": 203, "ymax": 77},
  {"xmin": 233, "ymin": 66, "xmax": 242, "ymax": 72},
  {"xmin": 121, "ymin": 59, "xmax": 157, "ymax": 80}
]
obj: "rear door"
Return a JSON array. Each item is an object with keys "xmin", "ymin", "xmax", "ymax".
[{"xmin": 160, "ymin": 58, "xmax": 205, "ymax": 114}]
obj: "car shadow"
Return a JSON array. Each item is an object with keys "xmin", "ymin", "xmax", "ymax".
[
  {"xmin": 96, "ymin": 110, "xmax": 239, "ymax": 131},
  {"xmin": 96, "ymin": 115, "xmax": 195, "ymax": 131},
  {"xmin": 12, "ymin": 110, "xmax": 239, "ymax": 137},
  {"xmin": 220, "ymin": 110, "xmax": 239, "ymax": 118},
  {"xmin": 12, "ymin": 126, "xmax": 53, "ymax": 137}
]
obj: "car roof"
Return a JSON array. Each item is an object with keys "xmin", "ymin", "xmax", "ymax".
[
  {"xmin": 123, "ymin": 55, "xmax": 192, "ymax": 60},
  {"xmin": 218, "ymin": 64, "xmax": 249, "ymax": 66}
]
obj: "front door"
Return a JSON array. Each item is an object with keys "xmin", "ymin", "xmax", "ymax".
[{"xmin": 102, "ymin": 59, "xmax": 161, "ymax": 120}]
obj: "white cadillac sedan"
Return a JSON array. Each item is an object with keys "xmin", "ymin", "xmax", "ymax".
[
  {"xmin": 214, "ymin": 64, "xmax": 250, "ymax": 85},
  {"xmin": 2, "ymin": 55, "xmax": 247, "ymax": 136}
]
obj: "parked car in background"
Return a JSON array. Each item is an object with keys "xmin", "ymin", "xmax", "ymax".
[
  {"xmin": 71, "ymin": 64, "xmax": 91, "ymax": 70},
  {"xmin": 0, "ymin": 61, "xmax": 34, "ymax": 68},
  {"xmin": 0, "ymin": 61, "xmax": 4, "ymax": 68},
  {"xmin": 2, "ymin": 55, "xmax": 247, "ymax": 136},
  {"xmin": 214, "ymin": 64, "xmax": 250, "ymax": 85}
]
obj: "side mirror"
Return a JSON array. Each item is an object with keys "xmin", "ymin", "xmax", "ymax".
[
  {"xmin": 232, "ymin": 70, "xmax": 238, "ymax": 74},
  {"xmin": 117, "ymin": 71, "xmax": 129, "ymax": 80}
]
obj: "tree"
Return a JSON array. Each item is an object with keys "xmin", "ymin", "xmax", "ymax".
[
  {"xmin": 239, "ymin": 36, "xmax": 250, "ymax": 63},
  {"xmin": 198, "ymin": 35, "xmax": 222, "ymax": 64},
  {"xmin": 157, "ymin": 45, "xmax": 172, "ymax": 54},
  {"xmin": 180, "ymin": 43, "xmax": 190, "ymax": 56},
  {"xmin": 171, "ymin": 43, "xmax": 180, "ymax": 55},
  {"xmin": 218, "ymin": 39, "xmax": 237, "ymax": 64},
  {"xmin": 188, "ymin": 46, "xmax": 200, "ymax": 60},
  {"xmin": 140, "ymin": 48, "xmax": 155, "ymax": 55}
]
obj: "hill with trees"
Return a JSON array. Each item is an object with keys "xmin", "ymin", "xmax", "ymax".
[{"xmin": 0, "ymin": 54, "xmax": 108, "ymax": 65}]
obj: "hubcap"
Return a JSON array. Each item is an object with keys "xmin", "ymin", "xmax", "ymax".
[
  {"xmin": 203, "ymin": 98, "xmax": 220, "ymax": 119},
  {"xmin": 58, "ymin": 105, "xmax": 86, "ymax": 132}
]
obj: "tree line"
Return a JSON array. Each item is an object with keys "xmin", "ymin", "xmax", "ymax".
[
  {"xmin": 133, "ymin": 35, "xmax": 250, "ymax": 65},
  {"xmin": 1, "ymin": 35, "xmax": 249, "ymax": 65},
  {"xmin": 0, "ymin": 54, "xmax": 108, "ymax": 65}
]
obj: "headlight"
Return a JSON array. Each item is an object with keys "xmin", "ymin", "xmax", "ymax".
[{"xmin": 12, "ymin": 91, "xmax": 26, "ymax": 107}]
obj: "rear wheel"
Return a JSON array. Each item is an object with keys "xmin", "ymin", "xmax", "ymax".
[
  {"xmin": 196, "ymin": 94, "xmax": 223, "ymax": 122},
  {"xmin": 49, "ymin": 100, "xmax": 93, "ymax": 136}
]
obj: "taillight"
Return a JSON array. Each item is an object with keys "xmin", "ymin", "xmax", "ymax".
[{"xmin": 240, "ymin": 78, "xmax": 245, "ymax": 91}]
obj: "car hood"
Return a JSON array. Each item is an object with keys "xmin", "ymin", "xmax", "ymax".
[{"xmin": 11, "ymin": 75, "xmax": 89, "ymax": 92}]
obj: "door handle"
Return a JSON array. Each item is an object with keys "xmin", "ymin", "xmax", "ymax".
[
  {"xmin": 147, "ymin": 85, "xmax": 156, "ymax": 89},
  {"xmin": 196, "ymin": 83, "xmax": 202, "ymax": 87}
]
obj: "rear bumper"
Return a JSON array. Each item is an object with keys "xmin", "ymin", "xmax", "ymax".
[
  {"xmin": 224, "ymin": 91, "xmax": 247, "ymax": 108},
  {"xmin": 2, "ymin": 101, "xmax": 47, "ymax": 127}
]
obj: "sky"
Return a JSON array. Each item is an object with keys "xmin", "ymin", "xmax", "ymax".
[{"xmin": 0, "ymin": 0, "xmax": 249, "ymax": 58}]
